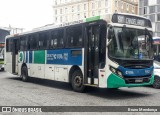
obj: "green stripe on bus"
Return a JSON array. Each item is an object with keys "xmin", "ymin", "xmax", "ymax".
[
  {"xmin": 0, "ymin": 61, "xmax": 4, "ymax": 64},
  {"xmin": 34, "ymin": 50, "xmax": 45, "ymax": 64},
  {"xmin": 107, "ymin": 73, "xmax": 154, "ymax": 88},
  {"xmin": 85, "ymin": 16, "xmax": 100, "ymax": 22}
]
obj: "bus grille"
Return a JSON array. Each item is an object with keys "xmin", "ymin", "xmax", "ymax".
[{"xmin": 124, "ymin": 76, "xmax": 151, "ymax": 84}]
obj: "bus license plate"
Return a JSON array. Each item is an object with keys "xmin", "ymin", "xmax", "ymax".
[{"xmin": 135, "ymin": 79, "xmax": 143, "ymax": 83}]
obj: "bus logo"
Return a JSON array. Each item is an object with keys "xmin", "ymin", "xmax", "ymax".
[
  {"xmin": 19, "ymin": 52, "xmax": 24, "ymax": 62},
  {"xmin": 125, "ymin": 71, "xmax": 134, "ymax": 75}
]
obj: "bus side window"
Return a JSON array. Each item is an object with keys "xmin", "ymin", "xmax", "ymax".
[
  {"xmin": 27, "ymin": 35, "xmax": 30, "ymax": 50},
  {"xmin": 6, "ymin": 39, "xmax": 9, "ymax": 52},
  {"xmin": 54, "ymin": 39, "xmax": 58, "ymax": 47},
  {"xmin": 20, "ymin": 36, "xmax": 27, "ymax": 51},
  {"xmin": 29, "ymin": 34, "xmax": 38, "ymax": 50},
  {"xmin": 66, "ymin": 25, "xmax": 83, "ymax": 48},
  {"xmin": 20, "ymin": 38, "xmax": 22, "ymax": 51},
  {"xmin": 7, "ymin": 38, "xmax": 14, "ymax": 52},
  {"xmin": 14, "ymin": 38, "xmax": 19, "ymax": 54},
  {"xmin": 38, "ymin": 31, "xmax": 49, "ymax": 50},
  {"xmin": 39, "ymin": 33, "xmax": 43, "ymax": 49},
  {"xmin": 51, "ymin": 29, "xmax": 64, "ymax": 49},
  {"xmin": 51, "ymin": 31, "xmax": 57, "ymax": 48},
  {"xmin": 46, "ymin": 31, "xmax": 50, "ymax": 49},
  {"xmin": 9, "ymin": 39, "xmax": 13, "ymax": 52},
  {"xmin": 57, "ymin": 29, "xmax": 64, "ymax": 48},
  {"xmin": 28, "ymin": 36, "xmax": 32, "ymax": 50}
]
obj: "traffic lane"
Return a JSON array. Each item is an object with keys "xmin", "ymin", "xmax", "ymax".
[{"xmin": 0, "ymin": 71, "xmax": 160, "ymax": 106}]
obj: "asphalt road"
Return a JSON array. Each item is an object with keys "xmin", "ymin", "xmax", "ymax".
[{"xmin": 0, "ymin": 71, "xmax": 160, "ymax": 113}]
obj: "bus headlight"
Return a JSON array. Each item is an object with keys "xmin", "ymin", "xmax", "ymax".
[
  {"xmin": 117, "ymin": 70, "xmax": 123, "ymax": 78},
  {"xmin": 110, "ymin": 66, "xmax": 116, "ymax": 73},
  {"xmin": 109, "ymin": 66, "xmax": 123, "ymax": 78}
]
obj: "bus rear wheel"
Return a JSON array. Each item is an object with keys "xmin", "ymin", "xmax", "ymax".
[
  {"xmin": 21, "ymin": 66, "xmax": 29, "ymax": 82},
  {"xmin": 71, "ymin": 70, "xmax": 85, "ymax": 92}
]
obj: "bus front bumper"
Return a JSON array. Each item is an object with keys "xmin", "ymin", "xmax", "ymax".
[{"xmin": 107, "ymin": 73, "xmax": 154, "ymax": 88}]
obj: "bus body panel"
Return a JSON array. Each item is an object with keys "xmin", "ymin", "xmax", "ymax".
[
  {"xmin": 5, "ymin": 52, "xmax": 12, "ymax": 73},
  {"xmin": 17, "ymin": 48, "xmax": 84, "ymax": 82},
  {"xmin": 98, "ymin": 47, "xmax": 119, "ymax": 88},
  {"xmin": 15, "ymin": 55, "xmax": 18, "ymax": 73},
  {"xmin": 29, "ymin": 64, "xmax": 45, "ymax": 79},
  {"xmin": 45, "ymin": 64, "xmax": 55, "ymax": 80},
  {"xmin": 54, "ymin": 65, "xmax": 68, "ymax": 82},
  {"xmin": 18, "ymin": 62, "xmax": 22, "ymax": 76},
  {"xmin": 107, "ymin": 73, "xmax": 154, "ymax": 88}
]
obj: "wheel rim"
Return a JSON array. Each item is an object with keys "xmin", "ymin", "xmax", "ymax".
[{"xmin": 74, "ymin": 75, "xmax": 82, "ymax": 87}]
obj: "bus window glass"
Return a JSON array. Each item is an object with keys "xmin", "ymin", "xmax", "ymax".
[
  {"xmin": 38, "ymin": 32, "xmax": 48, "ymax": 49},
  {"xmin": 54, "ymin": 39, "xmax": 57, "ymax": 47},
  {"xmin": 6, "ymin": 39, "xmax": 9, "ymax": 52},
  {"xmin": 20, "ymin": 36, "xmax": 27, "ymax": 51},
  {"xmin": 108, "ymin": 27, "xmax": 153, "ymax": 60},
  {"xmin": 60, "ymin": 38, "xmax": 64, "ymax": 46},
  {"xmin": 29, "ymin": 34, "xmax": 38, "ymax": 50},
  {"xmin": 7, "ymin": 38, "xmax": 13, "ymax": 52},
  {"xmin": 67, "ymin": 26, "xmax": 83, "ymax": 48},
  {"xmin": 51, "ymin": 29, "xmax": 64, "ymax": 48}
]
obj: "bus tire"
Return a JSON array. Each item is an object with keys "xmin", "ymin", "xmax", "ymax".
[
  {"xmin": 21, "ymin": 66, "xmax": 29, "ymax": 82},
  {"xmin": 71, "ymin": 70, "xmax": 85, "ymax": 92},
  {"xmin": 153, "ymin": 76, "xmax": 160, "ymax": 89}
]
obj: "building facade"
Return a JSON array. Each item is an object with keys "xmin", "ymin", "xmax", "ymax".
[
  {"xmin": 139, "ymin": 0, "xmax": 160, "ymax": 37},
  {"xmin": 53, "ymin": 0, "xmax": 138, "ymax": 24}
]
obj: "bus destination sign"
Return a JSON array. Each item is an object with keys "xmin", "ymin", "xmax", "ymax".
[{"xmin": 112, "ymin": 14, "xmax": 152, "ymax": 28}]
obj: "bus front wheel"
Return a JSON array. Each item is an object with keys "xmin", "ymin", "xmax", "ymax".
[
  {"xmin": 21, "ymin": 66, "xmax": 29, "ymax": 82},
  {"xmin": 71, "ymin": 70, "xmax": 85, "ymax": 92},
  {"xmin": 153, "ymin": 76, "xmax": 160, "ymax": 89}
]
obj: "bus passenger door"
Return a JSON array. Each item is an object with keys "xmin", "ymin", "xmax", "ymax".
[
  {"xmin": 85, "ymin": 25, "xmax": 100, "ymax": 85},
  {"xmin": 12, "ymin": 39, "xmax": 18, "ymax": 74}
]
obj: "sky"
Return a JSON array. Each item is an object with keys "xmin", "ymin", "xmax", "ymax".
[{"xmin": 0, "ymin": 0, "xmax": 53, "ymax": 31}]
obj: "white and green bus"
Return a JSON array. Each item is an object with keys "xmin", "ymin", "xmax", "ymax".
[{"xmin": 5, "ymin": 13, "xmax": 154, "ymax": 92}]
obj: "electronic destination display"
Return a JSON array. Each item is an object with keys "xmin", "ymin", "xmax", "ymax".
[{"xmin": 112, "ymin": 14, "xmax": 152, "ymax": 28}]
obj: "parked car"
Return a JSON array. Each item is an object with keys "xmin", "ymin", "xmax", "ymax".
[{"xmin": 153, "ymin": 61, "xmax": 160, "ymax": 88}]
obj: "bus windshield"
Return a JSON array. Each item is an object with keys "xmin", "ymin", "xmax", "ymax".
[{"xmin": 108, "ymin": 27, "xmax": 153, "ymax": 60}]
